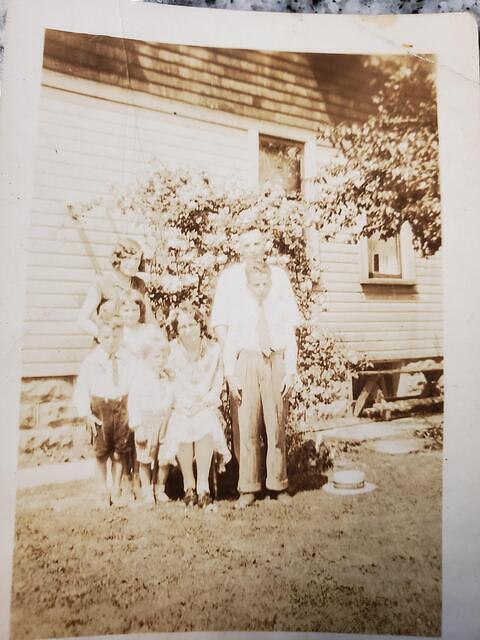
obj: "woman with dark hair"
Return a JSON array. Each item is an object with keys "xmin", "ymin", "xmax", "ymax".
[
  {"xmin": 162, "ymin": 303, "xmax": 231, "ymax": 510},
  {"xmin": 78, "ymin": 238, "xmax": 154, "ymax": 337}
]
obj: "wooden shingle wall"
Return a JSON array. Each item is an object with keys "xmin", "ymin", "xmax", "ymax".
[{"xmin": 43, "ymin": 30, "xmax": 376, "ymax": 131}]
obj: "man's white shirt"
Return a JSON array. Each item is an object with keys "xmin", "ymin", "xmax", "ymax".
[{"xmin": 211, "ymin": 263, "xmax": 302, "ymax": 377}]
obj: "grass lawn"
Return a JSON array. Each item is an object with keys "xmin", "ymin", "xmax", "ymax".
[{"xmin": 10, "ymin": 445, "xmax": 442, "ymax": 639}]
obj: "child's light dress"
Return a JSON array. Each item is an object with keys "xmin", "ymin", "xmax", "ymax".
[
  {"xmin": 162, "ymin": 339, "xmax": 231, "ymax": 470},
  {"xmin": 128, "ymin": 363, "xmax": 173, "ymax": 465}
]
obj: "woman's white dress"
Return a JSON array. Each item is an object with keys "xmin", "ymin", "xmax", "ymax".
[{"xmin": 162, "ymin": 339, "xmax": 231, "ymax": 469}]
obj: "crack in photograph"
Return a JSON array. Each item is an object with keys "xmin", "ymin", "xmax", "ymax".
[{"xmin": 10, "ymin": 27, "xmax": 442, "ymax": 639}]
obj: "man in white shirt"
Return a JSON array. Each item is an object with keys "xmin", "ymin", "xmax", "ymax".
[
  {"xmin": 74, "ymin": 317, "xmax": 136, "ymax": 507},
  {"xmin": 211, "ymin": 228, "xmax": 302, "ymax": 507}
]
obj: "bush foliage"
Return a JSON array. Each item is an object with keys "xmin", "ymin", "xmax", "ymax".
[
  {"xmin": 73, "ymin": 164, "xmax": 367, "ymax": 436},
  {"xmin": 316, "ymin": 56, "xmax": 441, "ymax": 257}
]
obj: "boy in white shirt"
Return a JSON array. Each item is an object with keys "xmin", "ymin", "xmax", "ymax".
[
  {"xmin": 222, "ymin": 261, "xmax": 299, "ymax": 508},
  {"xmin": 128, "ymin": 331, "xmax": 174, "ymax": 505},
  {"xmin": 74, "ymin": 317, "xmax": 136, "ymax": 507}
]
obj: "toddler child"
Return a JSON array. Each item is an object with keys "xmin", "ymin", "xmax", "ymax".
[
  {"xmin": 128, "ymin": 330, "xmax": 173, "ymax": 505},
  {"xmin": 74, "ymin": 316, "xmax": 136, "ymax": 508}
]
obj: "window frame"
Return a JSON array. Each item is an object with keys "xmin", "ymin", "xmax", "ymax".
[
  {"xmin": 359, "ymin": 221, "xmax": 417, "ymax": 286},
  {"xmin": 258, "ymin": 133, "xmax": 305, "ymax": 195},
  {"xmin": 251, "ymin": 126, "xmax": 317, "ymax": 197}
]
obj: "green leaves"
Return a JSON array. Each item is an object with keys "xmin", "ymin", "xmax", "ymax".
[{"xmin": 316, "ymin": 55, "xmax": 441, "ymax": 257}]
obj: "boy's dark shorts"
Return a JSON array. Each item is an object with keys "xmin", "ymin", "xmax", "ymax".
[{"xmin": 90, "ymin": 395, "xmax": 131, "ymax": 461}]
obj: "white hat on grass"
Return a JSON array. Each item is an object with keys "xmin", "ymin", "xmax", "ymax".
[{"xmin": 322, "ymin": 469, "xmax": 376, "ymax": 496}]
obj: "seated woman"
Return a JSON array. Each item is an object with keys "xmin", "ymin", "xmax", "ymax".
[
  {"xmin": 163, "ymin": 304, "xmax": 231, "ymax": 510},
  {"xmin": 78, "ymin": 238, "xmax": 154, "ymax": 337}
]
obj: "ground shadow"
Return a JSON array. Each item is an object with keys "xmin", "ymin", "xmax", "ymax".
[
  {"xmin": 288, "ymin": 471, "xmax": 329, "ymax": 494},
  {"xmin": 163, "ymin": 448, "xmax": 329, "ymax": 501}
]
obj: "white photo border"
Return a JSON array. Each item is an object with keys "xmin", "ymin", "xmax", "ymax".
[{"xmin": 1, "ymin": 2, "xmax": 479, "ymax": 639}]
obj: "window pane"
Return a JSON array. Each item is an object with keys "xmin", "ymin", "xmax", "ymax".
[
  {"xmin": 368, "ymin": 234, "xmax": 402, "ymax": 278},
  {"xmin": 259, "ymin": 135, "xmax": 303, "ymax": 195}
]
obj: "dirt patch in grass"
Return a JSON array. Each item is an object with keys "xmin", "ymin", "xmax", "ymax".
[{"xmin": 10, "ymin": 447, "xmax": 441, "ymax": 638}]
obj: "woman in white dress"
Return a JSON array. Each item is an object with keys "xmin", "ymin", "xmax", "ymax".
[{"xmin": 163, "ymin": 305, "xmax": 231, "ymax": 509}]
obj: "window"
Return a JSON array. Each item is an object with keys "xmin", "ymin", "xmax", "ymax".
[
  {"xmin": 259, "ymin": 134, "xmax": 303, "ymax": 195},
  {"xmin": 360, "ymin": 222, "xmax": 416, "ymax": 285},
  {"xmin": 368, "ymin": 235, "xmax": 402, "ymax": 279}
]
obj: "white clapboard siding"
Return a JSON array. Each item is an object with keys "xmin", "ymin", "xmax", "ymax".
[
  {"xmin": 23, "ymin": 335, "xmax": 94, "ymax": 350},
  {"xmin": 23, "ymin": 83, "xmax": 252, "ymax": 377},
  {"xmin": 314, "ymin": 237, "xmax": 443, "ymax": 361},
  {"xmin": 26, "ymin": 281, "xmax": 98, "ymax": 296},
  {"xmin": 314, "ymin": 151, "xmax": 443, "ymax": 361},
  {"xmin": 24, "ymin": 321, "xmax": 84, "ymax": 336}
]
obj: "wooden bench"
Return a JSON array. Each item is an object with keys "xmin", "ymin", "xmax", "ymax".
[{"xmin": 353, "ymin": 360, "xmax": 443, "ymax": 420}]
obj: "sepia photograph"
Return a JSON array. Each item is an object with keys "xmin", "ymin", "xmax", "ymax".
[{"xmin": 1, "ymin": 4, "xmax": 479, "ymax": 640}]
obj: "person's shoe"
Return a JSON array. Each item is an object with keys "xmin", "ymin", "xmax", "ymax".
[
  {"xmin": 197, "ymin": 491, "xmax": 212, "ymax": 508},
  {"xmin": 235, "ymin": 492, "xmax": 256, "ymax": 509},
  {"xmin": 183, "ymin": 488, "xmax": 197, "ymax": 507},
  {"xmin": 274, "ymin": 490, "xmax": 292, "ymax": 504},
  {"xmin": 197, "ymin": 491, "xmax": 218, "ymax": 512}
]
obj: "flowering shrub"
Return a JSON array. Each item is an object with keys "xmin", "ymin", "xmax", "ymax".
[
  {"xmin": 101, "ymin": 165, "xmax": 319, "ymax": 320},
  {"xmin": 291, "ymin": 325, "xmax": 371, "ymax": 432},
  {"xmin": 72, "ymin": 164, "xmax": 368, "ymax": 439},
  {"xmin": 286, "ymin": 429, "xmax": 334, "ymax": 478}
]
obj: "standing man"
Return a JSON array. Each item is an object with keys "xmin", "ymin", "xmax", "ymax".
[{"xmin": 210, "ymin": 227, "xmax": 302, "ymax": 507}]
